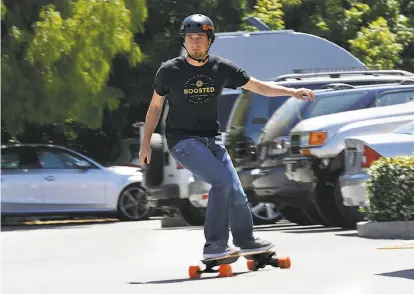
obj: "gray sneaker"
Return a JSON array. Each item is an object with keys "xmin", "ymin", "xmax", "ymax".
[
  {"xmin": 203, "ymin": 243, "xmax": 241, "ymax": 259},
  {"xmin": 235, "ymin": 237, "xmax": 274, "ymax": 254}
]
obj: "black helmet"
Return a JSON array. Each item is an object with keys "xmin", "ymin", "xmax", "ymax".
[{"xmin": 180, "ymin": 14, "xmax": 215, "ymax": 44}]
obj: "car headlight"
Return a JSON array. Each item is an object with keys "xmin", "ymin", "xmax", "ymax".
[
  {"xmin": 268, "ymin": 136, "xmax": 290, "ymax": 156},
  {"xmin": 308, "ymin": 131, "xmax": 327, "ymax": 146},
  {"xmin": 299, "ymin": 131, "xmax": 327, "ymax": 147}
]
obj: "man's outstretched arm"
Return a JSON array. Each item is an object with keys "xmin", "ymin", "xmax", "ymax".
[{"xmin": 242, "ymin": 77, "xmax": 315, "ymax": 101}]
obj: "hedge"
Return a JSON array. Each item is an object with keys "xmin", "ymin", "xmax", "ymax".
[{"xmin": 364, "ymin": 155, "xmax": 414, "ymax": 222}]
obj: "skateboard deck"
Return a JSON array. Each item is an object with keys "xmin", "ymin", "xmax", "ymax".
[{"xmin": 189, "ymin": 249, "xmax": 291, "ymax": 278}]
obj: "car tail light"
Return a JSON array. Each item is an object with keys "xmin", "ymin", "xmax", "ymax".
[
  {"xmin": 361, "ymin": 145, "xmax": 382, "ymax": 168},
  {"xmin": 176, "ymin": 162, "xmax": 184, "ymax": 169}
]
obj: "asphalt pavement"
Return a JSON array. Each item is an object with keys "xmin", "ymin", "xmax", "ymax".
[{"xmin": 2, "ymin": 219, "xmax": 413, "ymax": 294}]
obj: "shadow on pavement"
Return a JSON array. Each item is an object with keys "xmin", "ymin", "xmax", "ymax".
[
  {"xmin": 128, "ymin": 271, "xmax": 253, "ymax": 284},
  {"xmin": 158, "ymin": 222, "xmax": 302, "ymax": 231},
  {"xmin": 285, "ymin": 227, "xmax": 354, "ymax": 234},
  {"xmin": 253, "ymin": 224, "xmax": 321, "ymax": 232},
  {"xmin": 157, "ymin": 223, "xmax": 355, "ymax": 235},
  {"xmin": 335, "ymin": 232, "xmax": 414, "ymax": 240},
  {"xmin": 253, "ymin": 224, "xmax": 354, "ymax": 234},
  {"xmin": 1, "ymin": 218, "xmax": 120, "ymax": 232},
  {"xmin": 377, "ymin": 269, "xmax": 414, "ymax": 280}
]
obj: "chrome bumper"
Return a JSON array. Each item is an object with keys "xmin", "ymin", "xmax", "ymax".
[
  {"xmin": 283, "ymin": 156, "xmax": 316, "ymax": 183},
  {"xmin": 339, "ymin": 172, "xmax": 369, "ymax": 207}
]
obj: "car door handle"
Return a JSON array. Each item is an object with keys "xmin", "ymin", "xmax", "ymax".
[{"xmin": 44, "ymin": 176, "xmax": 55, "ymax": 181}]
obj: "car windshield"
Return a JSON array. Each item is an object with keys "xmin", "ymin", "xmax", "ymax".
[
  {"xmin": 263, "ymin": 97, "xmax": 309, "ymax": 138},
  {"xmin": 393, "ymin": 120, "xmax": 414, "ymax": 135},
  {"xmin": 263, "ymin": 90, "xmax": 373, "ymax": 140},
  {"xmin": 227, "ymin": 91, "xmax": 290, "ymax": 143},
  {"xmin": 301, "ymin": 90, "xmax": 371, "ymax": 120}
]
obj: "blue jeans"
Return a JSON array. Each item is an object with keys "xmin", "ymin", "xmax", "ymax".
[{"xmin": 170, "ymin": 136, "xmax": 254, "ymax": 248}]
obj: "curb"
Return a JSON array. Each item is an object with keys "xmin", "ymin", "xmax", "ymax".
[
  {"xmin": 357, "ymin": 220, "xmax": 414, "ymax": 239},
  {"xmin": 161, "ymin": 215, "xmax": 190, "ymax": 228}
]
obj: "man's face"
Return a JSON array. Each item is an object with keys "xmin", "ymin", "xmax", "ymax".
[{"xmin": 184, "ymin": 32, "xmax": 210, "ymax": 59}]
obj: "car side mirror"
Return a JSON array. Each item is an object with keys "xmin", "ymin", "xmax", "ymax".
[{"xmin": 74, "ymin": 160, "xmax": 90, "ymax": 169}]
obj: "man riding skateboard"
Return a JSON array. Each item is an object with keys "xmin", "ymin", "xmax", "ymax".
[{"xmin": 139, "ymin": 14, "xmax": 315, "ymax": 259}]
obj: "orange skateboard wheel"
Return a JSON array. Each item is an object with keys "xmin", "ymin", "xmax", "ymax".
[
  {"xmin": 278, "ymin": 256, "xmax": 291, "ymax": 269},
  {"xmin": 218, "ymin": 264, "xmax": 232, "ymax": 277},
  {"xmin": 247, "ymin": 260, "xmax": 256, "ymax": 271},
  {"xmin": 189, "ymin": 265, "xmax": 201, "ymax": 278}
]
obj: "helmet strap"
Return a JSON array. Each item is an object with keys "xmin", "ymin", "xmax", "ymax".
[{"xmin": 182, "ymin": 42, "xmax": 212, "ymax": 63}]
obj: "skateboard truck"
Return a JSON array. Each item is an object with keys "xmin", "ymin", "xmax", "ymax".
[{"xmin": 188, "ymin": 251, "xmax": 291, "ymax": 278}]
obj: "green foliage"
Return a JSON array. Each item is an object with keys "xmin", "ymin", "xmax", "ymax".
[
  {"xmin": 349, "ymin": 17, "xmax": 404, "ymax": 69},
  {"xmin": 1, "ymin": 0, "xmax": 147, "ymax": 134},
  {"xmin": 2, "ymin": 0, "xmax": 413, "ymax": 143},
  {"xmin": 364, "ymin": 155, "xmax": 414, "ymax": 222},
  {"xmin": 240, "ymin": 0, "xmax": 285, "ymax": 31},
  {"xmin": 1, "ymin": 0, "xmax": 6, "ymax": 19},
  {"xmin": 271, "ymin": 0, "xmax": 413, "ymax": 70}
]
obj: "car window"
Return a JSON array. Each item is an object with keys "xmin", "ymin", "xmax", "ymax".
[
  {"xmin": 376, "ymin": 90, "xmax": 414, "ymax": 107},
  {"xmin": 2, "ymin": 146, "xmax": 42, "ymax": 169},
  {"xmin": 38, "ymin": 151, "xmax": 67, "ymax": 169},
  {"xmin": 265, "ymin": 98, "xmax": 309, "ymax": 137},
  {"xmin": 55, "ymin": 150, "xmax": 96, "ymax": 169},
  {"xmin": 302, "ymin": 91, "xmax": 371, "ymax": 119},
  {"xmin": 36, "ymin": 147, "xmax": 95, "ymax": 169},
  {"xmin": 1, "ymin": 148, "xmax": 20, "ymax": 169}
]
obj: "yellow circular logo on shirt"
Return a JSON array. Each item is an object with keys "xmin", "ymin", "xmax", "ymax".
[{"xmin": 183, "ymin": 75, "xmax": 216, "ymax": 104}]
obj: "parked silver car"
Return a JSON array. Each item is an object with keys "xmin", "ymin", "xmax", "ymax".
[
  {"xmin": 340, "ymin": 120, "xmax": 414, "ymax": 208},
  {"xmin": 1, "ymin": 144, "xmax": 152, "ymax": 221}
]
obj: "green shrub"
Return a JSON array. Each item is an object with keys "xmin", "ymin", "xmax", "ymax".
[{"xmin": 364, "ymin": 155, "xmax": 414, "ymax": 222}]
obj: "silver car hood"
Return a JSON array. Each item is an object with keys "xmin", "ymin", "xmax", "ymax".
[{"xmin": 291, "ymin": 102, "xmax": 414, "ymax": 134}]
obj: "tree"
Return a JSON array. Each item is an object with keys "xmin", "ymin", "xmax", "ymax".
[
  {"xmin": 349, "ymin": 17, "xmax": 404, "ymax": 69},
  {"xmin": 268, "ymin": 0, "xmax": 412, "ymax": 70},
  {"xmin": 1, "ymin": 0, "xmax": 148, "ymax": 135},
  {"xmin": 240, "ymin": 0, "xmax": 285, "ymax": 31}
]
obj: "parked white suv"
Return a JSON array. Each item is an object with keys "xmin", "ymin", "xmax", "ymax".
[
  {"xmin": 282, "ymin": 86, "xmax": 414, "ymax": 228},
  {"xmin": 138, "ymin": 103, "xmax": 211, "ymax": 225}
]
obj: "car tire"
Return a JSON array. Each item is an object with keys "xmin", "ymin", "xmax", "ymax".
[
  {"xmin": 249, "ymin": 201, "xmax": 283, "ymax": 225},
  {"xmin": 279, "ymin": 205, "xmax": 315, "ymax": 225},
  {"xmin": 117, "ymin": 184, "xmax": 153, "ymax": 221},
  {"xmin": 179, "ymin": 200, "xmax": 206, "ymax": 226},
  {"xmin": 333, "ymin": 179, "xmax": 365, "ymax": 229},
  {"xmin": 302, "ymin": 200, "xmax": 332, "ymax": 226},
  {"xmin": 314, "ymin": 182, "xmax": 345, "ymax": 227}
]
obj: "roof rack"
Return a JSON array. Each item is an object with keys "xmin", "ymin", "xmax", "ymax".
[{"xmin": 273, "ymin": 69, "xmax": 414, "ymax": 81}]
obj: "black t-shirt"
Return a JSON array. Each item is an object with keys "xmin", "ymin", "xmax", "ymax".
[{"xmin": 153, "ymin": 54, "xmax": 250, "ymax": 149}]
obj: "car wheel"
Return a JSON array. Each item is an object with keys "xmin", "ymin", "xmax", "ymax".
[
  {"xmin": 314, "ymin": 182, "xmax": 345, "ymax": 227},
  {"xmin": 249, "ymin": 201, "xmax": 283, "ymax": 225},
  {"xmin": 333, "ymin": 179, "xmax": 365, "ymax": 229},
  {"xmin": 117, "ymin": 184, "xmax": 153, "ymax": 221},
  {"xmin": 279, "ymin": 205, "xmax": 315, "ymax": 225},
  {"xmin": 302, "ymin": 199, "xmax": 332, "ymax": 226}
]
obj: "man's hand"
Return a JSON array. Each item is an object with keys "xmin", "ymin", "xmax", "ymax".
[
  {"xmin": 139, "ymin": 143, "xmax": 152, "ymax": 165},
  {"xmin": 242, "ymin": 77, "xmax": 316, "ymax": 101},
  {"xmin": 291, "ymin": 88, "xmax": 316, "ymax": 101}
]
